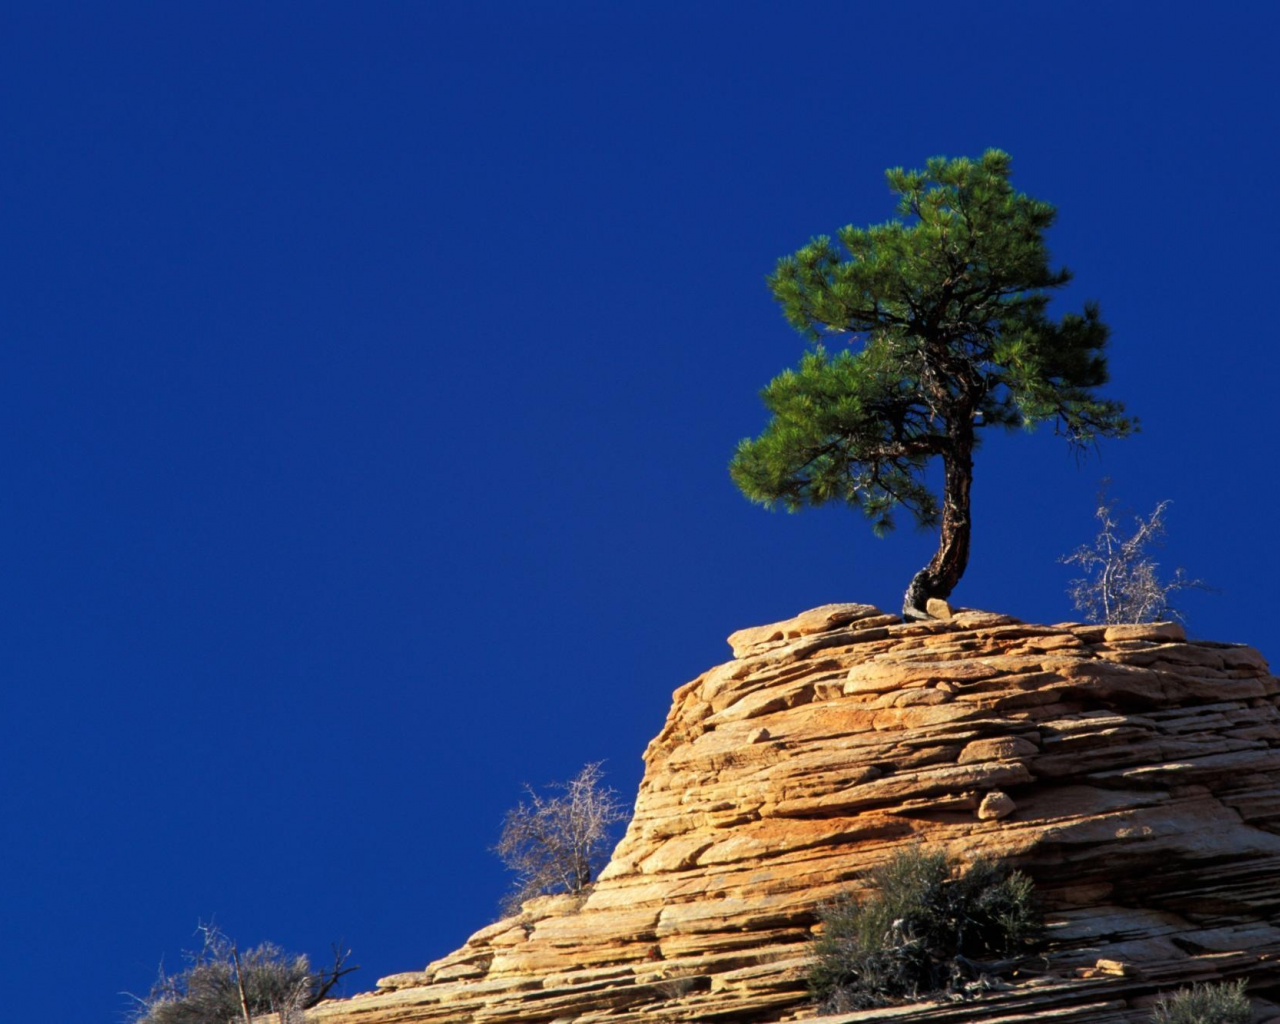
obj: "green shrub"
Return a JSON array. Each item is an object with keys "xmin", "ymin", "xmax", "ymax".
[
  {"xmin": 1151, "ymin": 980, "xmax": 1251, "ymax": 1024},
  {"xmin": 810, "ymin": 848, "xmax": 1040, "ymax": 1011}
]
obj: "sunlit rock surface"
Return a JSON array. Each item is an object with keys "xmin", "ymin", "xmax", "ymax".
[{"xmin": 313, "ymin": 604, "xmax": 1280, "ymax": 1023}]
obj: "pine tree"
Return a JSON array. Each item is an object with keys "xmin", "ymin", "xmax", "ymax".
[{"xmin": 731, "ymin": 150, "xmax": 1133, "ymax": 619}]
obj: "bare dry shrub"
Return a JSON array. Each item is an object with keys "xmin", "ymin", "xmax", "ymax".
[
  {"xmin": 1061, "ymin": 485, "xmax": 1211, "ymax": 624},
  {"xmin": 493, "ymin": 761, "xmax": 628, "ymax": 917},
  {"xmin": 128, "ymin": 922, "xmax": 355, "ymax": 1024}
]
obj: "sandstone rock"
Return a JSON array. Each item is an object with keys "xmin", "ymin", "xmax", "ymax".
[
  {"xmin": 376, "ymin": 971, "xmax": 432, "ymax": 991},
  {"xmin": 726, "ymin": 603, "xmax": 884, "ymax": 656},
  {"xmin": 314, "ymin": 604, "xmax": 1280, "ymax": 1024},
  {"xmin": 926, "ymin": 597, "xmax": 954, "ymax": 619},
  {"xmin": 958, "ymin": 736, "xmax": 1040, "ymax": 764},
  {"xmin": 977, "ymin": 789, "xmax": 1016, "ymax": 820},
  {"xmin": 1103, "ymin": 621, "xmax": 1186, "ymax": 643}
]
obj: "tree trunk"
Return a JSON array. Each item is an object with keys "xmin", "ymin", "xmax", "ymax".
[
  {"xmin": 902, "ymin": 424, "xmax": 974, "ymax": 620},
  {"xmin": 231, "ymin": 944, "xmax": 254, "ymax": 1024}
]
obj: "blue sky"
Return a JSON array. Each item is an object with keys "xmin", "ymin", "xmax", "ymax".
[{"xmin": 2, "ymin": 4, "xmax": 1278, "ymax": 1021}]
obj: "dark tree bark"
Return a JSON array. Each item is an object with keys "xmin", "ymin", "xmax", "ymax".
[
  {"xmin": 902, "ymin": 424, "xmax": 974, "ymax": 620},
  {"xmin": 304, "ymin": 948, "xmax": 360, "ymax": 1008},
  {"xmin": 736, "ymin": 153, "xmax": 1132, "ymax": 629}
]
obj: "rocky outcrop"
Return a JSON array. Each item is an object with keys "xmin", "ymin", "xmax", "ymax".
[{"xmin": 313, "ymin": 604, "xmax": 1280, "ymax": 1023}]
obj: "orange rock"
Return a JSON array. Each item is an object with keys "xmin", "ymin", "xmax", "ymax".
[
  {"xmin": 926, "ymin": 597, "xmax": 954, "ymax": 619},
  {"xmin": 1103, "ymin": 621, "xmax": 1186, "ymax": 643},
  {"xmin": 977, "ymin": 790, "xmax": 1016, "ymax": 820},
  {"xmin": 958, "ymin": 736, "xmax": 1040, "ymax": 764},
  {"xmin": 314, "ymin": 605, "xmax": 1280, "ymax": 1024},
  {"xmin": 725, "ymin": 603, "xmax": 883, "ymax": 657}
]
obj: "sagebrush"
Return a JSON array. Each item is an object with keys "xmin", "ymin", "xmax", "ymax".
[
  {"xmin": 129, "ymin": 923, "xmax": 355, "ymax": 1024},
  {"xmin": 810, "ymin": 848, "xmax": 1040, "ymax": 1011},
  {"xmin": 1151, "ymin": 979, "xmax": 1250, "ymax": 1024}
]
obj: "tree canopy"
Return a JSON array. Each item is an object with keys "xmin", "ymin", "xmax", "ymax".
[{"xmin": 731, "ymin": 149, "xmax": 1132, "ymax": 618}]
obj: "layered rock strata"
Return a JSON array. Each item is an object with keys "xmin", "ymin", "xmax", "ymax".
[{"xmin": 314, "ymin": 605, "xmax": 1280, "ymax": 1024}]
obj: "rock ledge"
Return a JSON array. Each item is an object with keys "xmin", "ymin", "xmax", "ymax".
[{"xmin": 314, "ymin": 604, "xmax": 1280, "ymax": 1024}]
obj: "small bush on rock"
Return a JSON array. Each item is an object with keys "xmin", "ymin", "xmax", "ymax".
[
  {"xmin": 1151, "ymin": 980, "xmax": 1251, "ymax": 1024},
  {"xmin": 810, "ymin": 848, "xmax": 1040, "ymax": 1011},
  {"xmin": 494, "ymin": 761, "xmax": 628, "ymax": 917},
  {"xmin": 1061, "ymin": 484, "xmax": 1211, "ymax": 624},
  {"xmin": 129, "ymin": 923, "xmax": 356, "ymax": 1024}
]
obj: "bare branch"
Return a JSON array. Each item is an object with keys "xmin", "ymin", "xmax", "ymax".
[
  {"xmin": 493, "ymin": 761, "xmax": 629, "ymax": 918},
  {"xmin": 127, "ymin": 922, "xmax": 357, "ymax": 1024},
  {"xmin": 1061, "ymin": 485, "xmax": 1213, "ymax": 624}
]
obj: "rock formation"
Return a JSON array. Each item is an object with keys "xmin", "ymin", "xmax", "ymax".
[{"xmin": 312, "ymin": 605, "xmax": 1280, "ymax": 1023}]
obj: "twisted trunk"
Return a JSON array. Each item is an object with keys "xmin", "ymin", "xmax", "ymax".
[{"xmin": 902, "ymin": 422, "xmax": 975, "ymax": 620}]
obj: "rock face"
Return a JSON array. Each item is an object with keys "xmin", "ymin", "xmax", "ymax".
[{"xmin": 313, "ymin": 604, "xmax": 1280, "ymax": 1024}]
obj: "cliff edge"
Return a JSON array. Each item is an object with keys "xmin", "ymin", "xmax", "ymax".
[{"xmin": 314, "ymin": 604, "xmax": 1280, "ymax": 1023}]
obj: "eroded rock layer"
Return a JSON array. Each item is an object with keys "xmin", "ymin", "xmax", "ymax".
[{"xmin": 314, "ymin": 605, "xmax": 1280, "ymax": 1024}]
